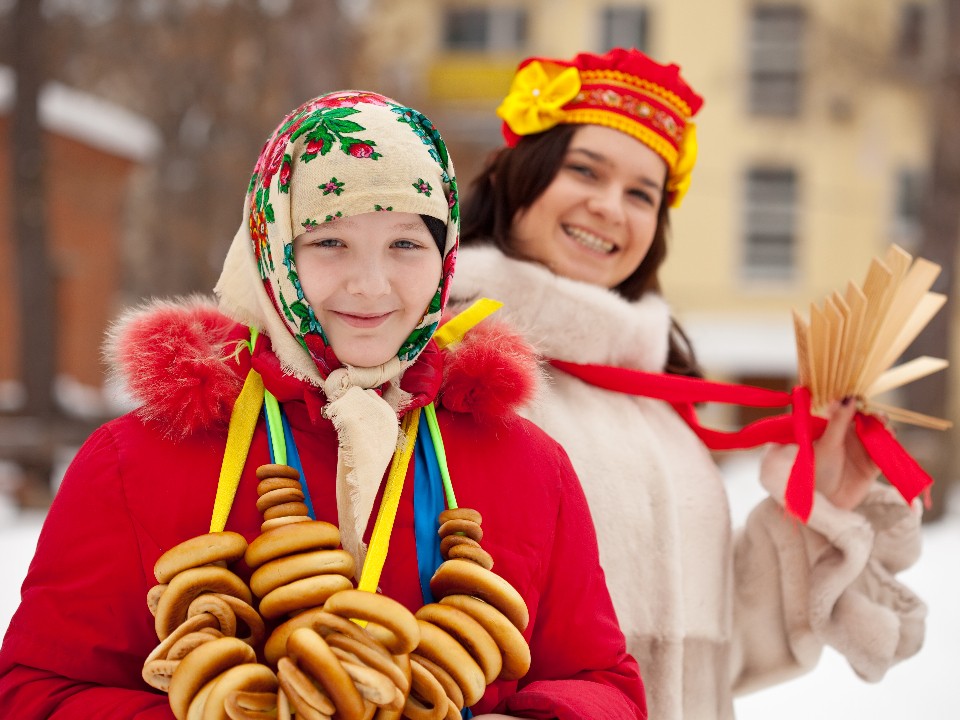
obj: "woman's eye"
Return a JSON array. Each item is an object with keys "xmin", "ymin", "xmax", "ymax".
[
  {"xmin": 566, "ymin": 163, "xmax": 596, "ymax": 179},
  {"xmin": 628, "ymin": 189, "xmax": 654, "ymax": 204}
]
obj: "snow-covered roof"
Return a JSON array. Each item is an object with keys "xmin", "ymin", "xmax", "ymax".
[{"xmin": 0, "ymin": 65, "xmax": 161, "ymax": 162}]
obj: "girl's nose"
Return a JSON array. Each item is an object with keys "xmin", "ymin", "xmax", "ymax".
[{"xmin": 345, "ymin": 256, "xmax": 391, "ymax": 297}]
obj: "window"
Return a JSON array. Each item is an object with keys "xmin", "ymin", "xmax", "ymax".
[
  {"xmin": 896, "ymin": 3, "xmax": 927, "ymax": 63},
  {"xmin": 743, "ymin": 168, "xmax": 798, "ymax": 279},
  {"xmin": 749, "ymin": 5, "xmax": 805, "ymax": 117},
  {"xmin": 893, "ymin": 168, "xmax": 925, "ymax": 245},
  {"xmin": 600, "ymin": 6, "xmax": 649, "ymax": 52},
  {"xmin": 443, "ymin": 7, "xmax": 528, "ymax": 52}
]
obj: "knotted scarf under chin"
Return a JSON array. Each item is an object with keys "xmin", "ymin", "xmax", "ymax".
[{"xmin": 322, "ymin": 357, "xmax": 407, "ymax": 575}]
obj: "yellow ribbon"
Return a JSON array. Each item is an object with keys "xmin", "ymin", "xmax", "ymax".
[
  {"xmin": 210, "ymin": 369, "xmax": 265, "ymax": 533},
  {"xmin": 356, "ymin": 407, "xmax": 421, "ymax": 593},
  {"xmin": 433, "ymin": 298, "xmax": 504, "ymax": 351},
  {"xmin": 667, "ymin": 121, "xmax": 698, "ymax": 208}
]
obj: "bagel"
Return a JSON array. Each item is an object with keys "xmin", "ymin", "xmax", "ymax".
[
  {"xmin": 146, "ymin": 613, "xmax": 219, "ymax": 665},
  {"xmin": 438, "ymin": 507, "xmax": 482, "ymax": 526},
  {"xmin": 409, "ymin": 653, "xmax": 463, "ymax": 710},
  {"xmin": 255, "ymin": 463, "xmax": 300, "ymax": 480},
  {"xmin": 168, "ymin": 637, "xmax": 256, "ymax": 720},
  {"xmin": 429, "ymin": 559, "xmax": 528, "ymax": 632},
  {"xmin": 287, "ymin": 627, "xmax": 366, "ymax": 720},
  {"xmin": 155, "ymin": 532, "xmax": 248, "ymax": 585},
  {"xmin": 256, "ymin": 476, "xmax": 302, "ymax": 496},
  {"xmin": 186, "ymin": 676, "xmax": 218, "ymax": 720},
  {"xmin": 276, "ymin": 688, "xmax": 292, "ymax": 720},
  {"xmin": 326, "ymin": 634, "xmax": 410, "ymax": 695},
  {"xmin": 244, "ymin": 521, "xmax": 342, "ymax": 569},
  {"xmin": 445, "ymin": 543, "xmax": 493, "ymax": 570},
  {"xmin": 255, "ymin": 487, "xmax": 305, "ymax": 514},
  {"xmin": 250, "ymin": 549, "xmax": 355, "ymax": 598},
  {"xmin": 167, "ymin": 630, "xmax": 222, "ymax": 661},
  {"xmin": 436, "ymin": 518, "xmax": 482, "ymax": 543},
  {"xmin": 155, "ymin": 566, "xmax": 253, "ymax": 641},
  {"xmin": 261, "ymin": 515, "xmax": 313, "ymax": 533},
  {"xmin": 276, "ymin": 656, "xmax": 336, "ymax": 717},
  {"xmin": 323, "ymin": 589, "xmax": 419, "ymax": 655},
  {"xmin": 202, "ymin": 662, "xmax": 278, "ymax": 720},
  {"xmin": 338, "ymin": 658, "xmax": 399, "ymax": 708},
  {"xmin": 403, "ymin": 658, "xmax": 448, "ymax": 720},
  {"xmin": 413, "ymin": 619, "xmax": 485, "ymax": 707},
  {"xmin": 265, "ymin": 608, "xmax": 390, "ymax": 666},
  {"xmin": 142, "ymin": 658, "xmax": 178, "ymax": 692},
  {"xmin": 224, "ymin": 690, "xmax": 279, "ymax": 720},
  {"xmin": 188, "ymin": 594, "xmax": 237, "ymax": 638},
  {"xmin": 147, "ymin": 583, "xmax": 168, "ymax": 616},
  {"xmin": 258, "ymin": 574, "xmax": 353, "ymax": 620},
  {"xmin": 415, "ymin": 603, "xmax": 501, "ymax": 684},
  {"xmin": 263, "ymin": 501, "xmax": 310, "ymax": 521},
  {"xmin": 438, "ymin": 534, "xmax": 480, "ymax": 558},
  {"xmin": 209, "ymin": 593, "xmax": 266, "ymax": 648},
  {"xmin": 439, "ymin": 594, "xmax": 530, "ymax": 681}
]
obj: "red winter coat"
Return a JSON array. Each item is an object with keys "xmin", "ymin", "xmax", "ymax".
[{"xmin": 0, "ymin": 300, "xmax": 646, "ymax": 720}]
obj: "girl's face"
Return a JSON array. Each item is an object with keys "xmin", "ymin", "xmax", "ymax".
[
  {"xmin": 293, "ymin": 212, "xmax": 443, "ymax": 368},
  {"xmin": 510, "ymin": 124, "xmax": 667, "ymax": 289}
]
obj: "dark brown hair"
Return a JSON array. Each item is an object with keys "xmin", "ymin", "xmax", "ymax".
[{"xmin": 461, "ymin": 124, "xmax": 702, "ymax": 377}]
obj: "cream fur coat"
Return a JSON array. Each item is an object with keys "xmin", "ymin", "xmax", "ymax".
[{"xmin": 452, "ymin": 246, "xmax": 926, "ymax": 720}]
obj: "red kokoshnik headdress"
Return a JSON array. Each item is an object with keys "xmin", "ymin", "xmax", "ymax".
[{"xmin": 496, "ymin": 47, "xmax": 705, "ymax": 207}]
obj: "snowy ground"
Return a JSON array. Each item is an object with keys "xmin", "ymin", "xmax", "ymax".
[{"xmin": 0, "ymin": 452, "xmax": 957, "ymax": 717}]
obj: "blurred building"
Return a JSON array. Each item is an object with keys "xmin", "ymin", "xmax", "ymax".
[
  {"xmin": 0, "ymin": 67, "xmax": 161, "ymax": 415},
  {"xmin": 351, "ymin": 0, "xmax": 942, "ymax": 424}
]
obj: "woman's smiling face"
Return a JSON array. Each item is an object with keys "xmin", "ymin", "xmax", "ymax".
[
  {"xmin": 292, "ymin": 211, "xmax": 442, "ymax": 368},
  {"xmin": 510, "ymin": 124, "xmax": 667, "ymax": 289}
]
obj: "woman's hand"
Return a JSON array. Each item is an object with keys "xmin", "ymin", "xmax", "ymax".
[{"xmin": 813, "ymin": 399, "xmax": 879, "ymax": 510}]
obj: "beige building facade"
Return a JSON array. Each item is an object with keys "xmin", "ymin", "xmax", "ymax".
[{"xmin": 351, "ymin": 0, "xmax": 941, "ymax": 396}]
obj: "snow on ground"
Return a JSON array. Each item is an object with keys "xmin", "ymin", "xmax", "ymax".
[{"xmin": 0, "ymin": 452, "xmax": 957, "ymax": 717}]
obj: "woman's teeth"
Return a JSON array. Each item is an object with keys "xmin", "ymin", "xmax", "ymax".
[{"xmin": 564, "ymin": 225, "xmax": 614, "ymax": 253}]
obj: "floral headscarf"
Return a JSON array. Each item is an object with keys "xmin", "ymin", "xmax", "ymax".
[
  {"xmin": 215, "ymin": 92, "xmax": 460, "ymax": 568},
  {"xmin": 217, "ymin": 90, "xmax": 459, "ymax": 384}
]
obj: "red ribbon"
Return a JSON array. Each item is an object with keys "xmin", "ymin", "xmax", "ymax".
[{"xmin": 549, "ymin": 359, "xmax": 933, "ymax": 521}]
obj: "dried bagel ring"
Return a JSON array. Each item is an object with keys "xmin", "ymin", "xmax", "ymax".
[
  {"xmin": 445, "ymin": 543, "xmax": 494, "ymax": 570},
  {"xmin": 147, "ymin": 583, "xmax": 168, "ymax": 616},
  {"xmin": 146, "ymin": 613, "xmax": 219, "ymax": 665},
  {"xmin": 403, "ymin": 659, "xmax": 448, "ymax": 720},
  {"xmin": 188, "ymin": 594, "xmax": 238, "ymax": 638},
  {"xmin": 276, "ymin": 656, "xmax": 336, "ymax": 716},
  {"xmin": 167, "ymin": 630, "xmax": 222, "ymax": 661},
  {"xmin": 415, "ymin": 603, "xmax": 501, "ymax": 684},
  {"xmin": 261, "ymin": 515, "xmax": 313, "ymax": 533},
  {"xmin": 156, "ymin": 566, "xmax": 253, "ymax": 641},
  {"xmin": 186, "ymin": 676, "xmax": 219, "ymax": 720},
  {"xmin": 326, "ymin": 633, "xmax": 410, "ymax": 695},
  {"xmin": 244, "ymin": 521, "xmax": 342, "ymax": 569},
  {"xmin": 256, "ymin": 476, "xmax": 302, "ymax": 495},
  {"xmin": 256, "ymin": 463, "xmax": 300, "ymax": 480},
  {"xmin": 438, "ymin": 535, "xmax": 480, "ymax": 558},
  {"xmin": 436, "ymin": 519, "xmax": 482, "ymax": 543},
  {"xmin": 265, "ymin": 608, "xmax": 389, "ymax": 666},
  {"xmin": 202, "ymin": 662, "xmax": 278, "ymax": 720},
  {"xmin": 259, "ymin": 574, "xmax": 353, "ymax": 620},
  {"xmin": 287, "ymin": 627, "xmax": 366, "ymax": 720},
  {"xmin": 429, "ymin": 559, "xmax": 528, "ymax": 632},
  {"xmin": 168, "ymin": 636, "xmax": 256, "ymax": 720},
  {"xmin": 409, "ymin": 653, "xmax": 463, "ymax": 710},
  {"xmin": 263, "ymin": 501, "xmax": 310, "ymax": 521},
  {"xmin": 337, "ymin": 658, "xmax": 399, "ymax": 709},
  {"xmin": 142, "ymin": 658, "xmax": 179, "ymax": 692},
  {"xmin": 224, "ymin": 690, "xmax": 279, "ymax": 720},
  {"xmin": 255, "ymin": 487, "xmax": 305, "ymax": 514},
  {"xmin": 250, "ymin": 549, "xmax": 355, "ymax": 598},
  {"xmin": 438, "ymin": 507, "xmax": 482, "ymax": 526},
  {"xmin": 323, "ymin": 589, "xmax": 419, "ymax": 655},
  {"xmin": 439, "ymin": 594, "xmax": 530, "ymax": 681},
  {"xmin": 155, "ymin": 532, "xmax": 249, "ymax": 585},
  {"xmin": 414, "ymin": 619, "xmax": 485, "ymax": 707}
]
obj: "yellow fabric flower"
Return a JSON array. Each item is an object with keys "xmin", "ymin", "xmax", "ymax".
[
  {"xmin": 667, "ymin": 122, "xmax": 698, "ymax": 208},
  {"xmin": 496, "ymin": 61, "xmax": 581, "ymax": 137}
]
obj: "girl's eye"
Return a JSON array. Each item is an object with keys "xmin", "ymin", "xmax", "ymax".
[
  {"xmin": 392, "ymin": 239, "xmax": 423, "ymax": 250},
  {"xmin": 310, "ymin": 238, "xmax": 343, "ymax": 248}
]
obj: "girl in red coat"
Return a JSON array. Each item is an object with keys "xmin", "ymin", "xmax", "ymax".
[{"xmin": 0, "ymin": 91, "xmax": 646, "ymax": 719}]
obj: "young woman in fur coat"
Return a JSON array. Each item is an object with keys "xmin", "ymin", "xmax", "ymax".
[
  {"xmin": 451, "ymin": 47, "xmax": 926, "ymax": 720},
  {"xmin": 0, "ymin": 92, "xmax": 646, "ymax": 720}
]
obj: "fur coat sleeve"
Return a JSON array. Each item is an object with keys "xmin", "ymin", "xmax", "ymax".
[{"xmin": 731, "ymin": 443, "xmax": 926, "ymax": 694}]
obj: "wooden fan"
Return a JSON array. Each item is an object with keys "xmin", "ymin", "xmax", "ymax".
[{"xmin": 792, "ymin": 244, "xmax": 952, "ymax": 430}]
